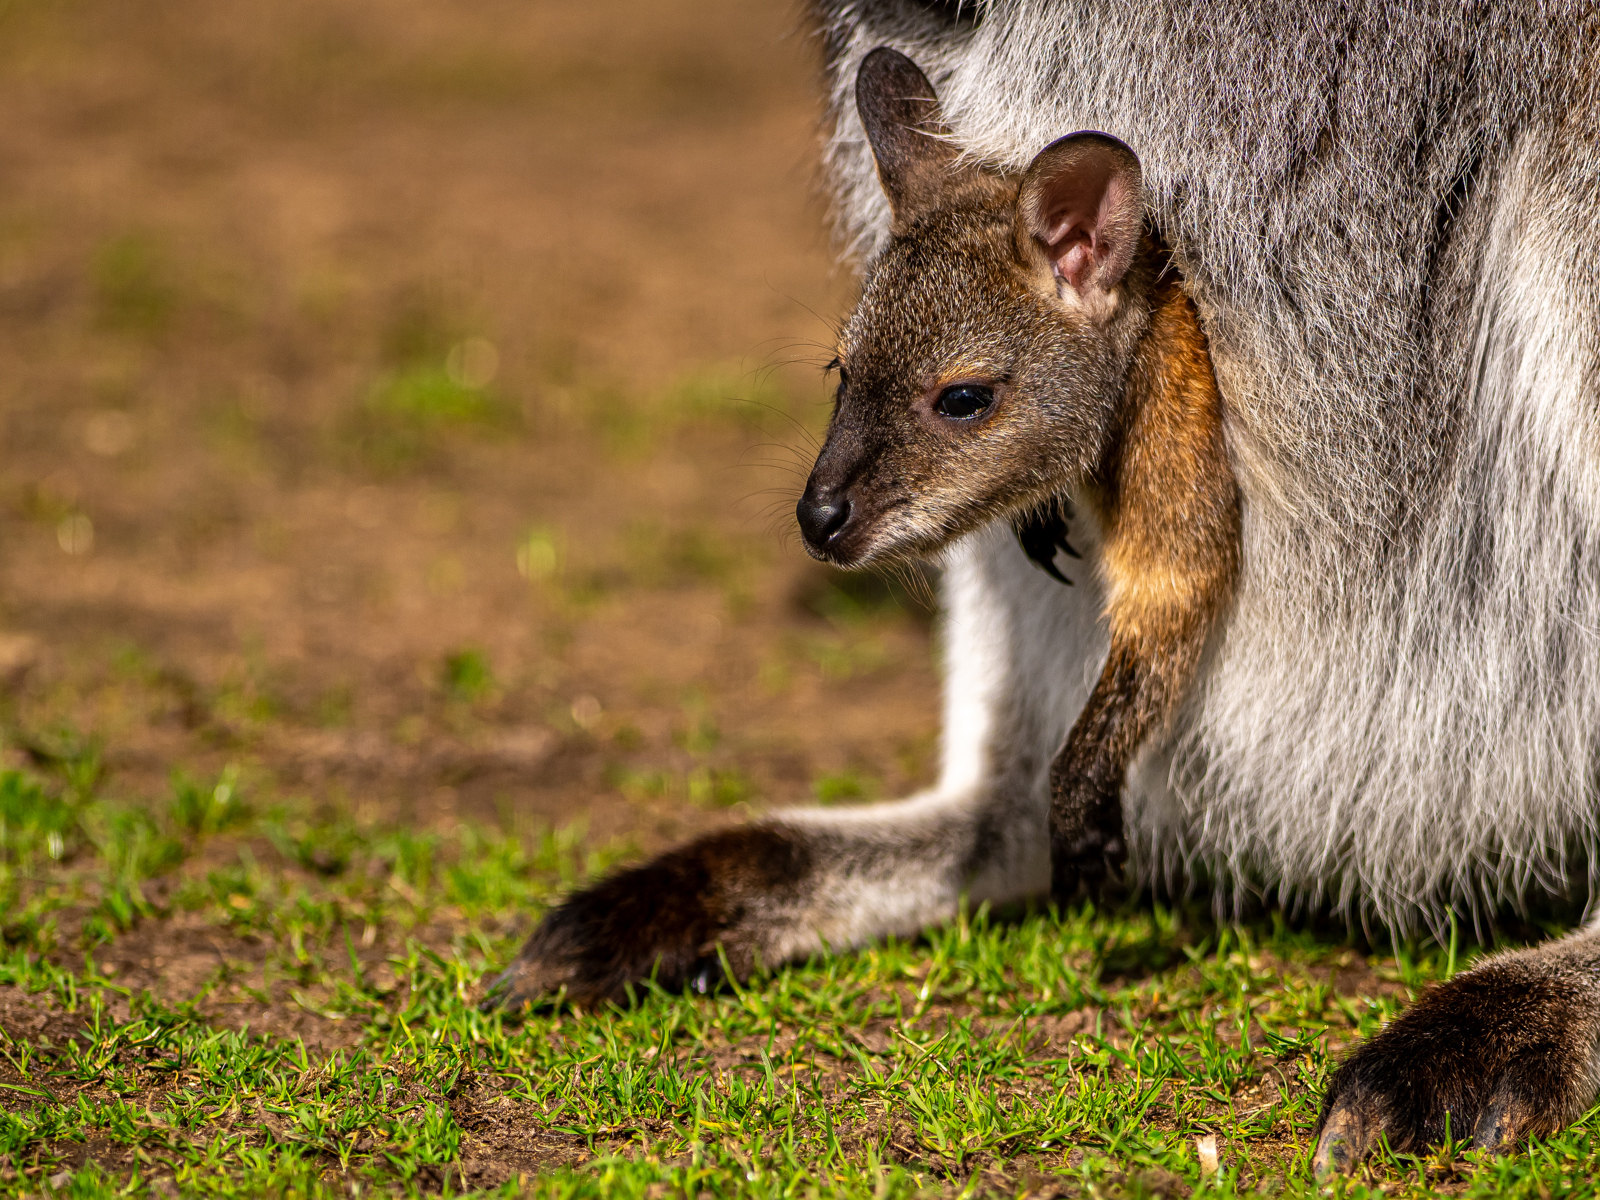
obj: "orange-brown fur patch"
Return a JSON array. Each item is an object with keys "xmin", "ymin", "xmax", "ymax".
[{"xmin": 1092, "ymin": 266, "xmax": 1239, "ymax": 725}]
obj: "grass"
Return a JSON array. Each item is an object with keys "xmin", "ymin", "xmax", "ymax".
[
  {"xmin": 347, "ymin": 366, "xmax": 510, "ymax": 472},
  {"xmin": 92, "ymin": 233, "xmax": 177, "ymax": 338},
  {"xmin": 812, "ymin": 770, "xmax": 877, "ymax": 806},
  {"xmin": 2, "ymin": 752, "xmax": 1600, "ymax": 1197},
  {"xmin": 442, "ymin": 650, "xmax": 497, "ymax": 705},
  {"xmin": 338, "ymin": 289, "xmax": 513, "ymax": 472}
]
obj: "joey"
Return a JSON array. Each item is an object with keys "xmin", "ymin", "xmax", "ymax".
[{"xmin": 796, "ymin": 48, "xmax": 1239, "ymax": 901}]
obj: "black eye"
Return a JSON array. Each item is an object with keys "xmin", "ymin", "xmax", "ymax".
[{"xmin": 933, "ymin": 384, "xmax": 994, "ymax": 420}]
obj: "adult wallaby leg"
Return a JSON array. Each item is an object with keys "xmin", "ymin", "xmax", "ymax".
[
  {"xmin": 1311, "ymin": 119, "xmax": 1600, "ymax": 1165},
  {"xmin": 1315, "ymin": 921, "xmax": 1600, "ymax": 1170},
  {"xmin": 485, "ymin": 525, "xmax": 1108, "ymax": 1008}
]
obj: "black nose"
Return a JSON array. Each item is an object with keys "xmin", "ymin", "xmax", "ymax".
[{"xmin": 796, "ymin": 490, "xmax": 852, "ymax": 552}]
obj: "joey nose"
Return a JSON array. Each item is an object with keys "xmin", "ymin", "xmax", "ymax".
[{"xmin": 796, "ymin": 490, "xmax": 852, "ymax": 553}]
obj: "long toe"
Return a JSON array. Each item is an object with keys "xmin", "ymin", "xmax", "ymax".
[
  {"xmin": 479, "ymin": 953, "xmax": 560, "ymax": 1013},
  {"xmin": 1313, "ymin": 1098, "xmax": 1377, "ymax": 1175}
]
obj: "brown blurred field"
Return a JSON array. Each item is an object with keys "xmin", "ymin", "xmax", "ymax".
[{"xmin": 0, "ymin": 0, "xmax": 939, "ymax": 867}]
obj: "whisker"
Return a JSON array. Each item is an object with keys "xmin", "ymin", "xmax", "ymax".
[
  {"xmin": 731, "ymin": 398, "xmax": 826, "ymax": 455},
  {"xmin": 757, "ymin": 281, "xmax": 847, "ymax": 345}
]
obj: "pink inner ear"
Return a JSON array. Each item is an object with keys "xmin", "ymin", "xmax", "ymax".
[
  {"xmin": 1048, "ymin": 232, "xmax": 1097, "ymax": 292},
  {"xmin": 1030, "ymin": 160, "xmax": 1132, "ymax": 294}
]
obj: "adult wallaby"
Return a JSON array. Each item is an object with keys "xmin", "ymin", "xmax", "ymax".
[{"xmin": 492, "ymin": 0, "xmax": 1600, "ymax": 1174}]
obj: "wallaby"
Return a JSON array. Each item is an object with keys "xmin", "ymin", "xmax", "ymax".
[
  {"xmin": 793, "ymin": 48, "xmax": 1239, "ymax": 907},
  {"xmin": 493, "ymin": 0, "xmax": 1600, "ymax": 1175}
]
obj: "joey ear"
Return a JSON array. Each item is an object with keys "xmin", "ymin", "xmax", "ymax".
[
  {"xmin": 1018, "ymin": 132, "xmax": 1144, "ymax": 298},
  {"xmin": 855, "ymin": 47, "xmax": 959, "ymax": 228}
]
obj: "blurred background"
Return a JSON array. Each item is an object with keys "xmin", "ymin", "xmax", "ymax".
[{"xmin": 0, "ymin": 0, "xmax": 941, "ymax": 861}]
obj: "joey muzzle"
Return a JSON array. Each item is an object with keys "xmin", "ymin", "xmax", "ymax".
[
  {"xmin": 800, "ymin": 414, "xmax": 878, "ymax": 561},
  {"xmin": 795, "ymin": 482, "xmax": 853, "ymax": 556}
]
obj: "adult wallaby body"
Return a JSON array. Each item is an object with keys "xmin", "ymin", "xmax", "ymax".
[{"xmin": 491, "ymin": 0, "xmax": 1600, "ymax": 1172}]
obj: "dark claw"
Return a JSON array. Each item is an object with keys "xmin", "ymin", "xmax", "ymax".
[
  {"xmin": 1013, "ymin": 502, "xmax": 1078, "ymax": 585},
  {"xmin": 479, "ymin": 946, "xmax": 579, "ymax": 1013},
  {"xmin": 687, "ymin": 960, "xmax": 724, "ymax": 996},
  {"xmin": 1049, "ymin": 827, "xmax": 1126, "ymax": 905},
  {"xmin": 1471, "ymin": 1091, "xmax": 1523, "ymax": 1151},
  {"xmin": 1048, "ymin": 758, "xmax": 1127, "ymax": 904},
  {"xmin": 1312, "ymin": 1097, "xmax": 1377, "ymax": 1175}
]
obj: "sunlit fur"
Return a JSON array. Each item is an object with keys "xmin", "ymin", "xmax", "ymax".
[{"xmin": 803, "ymin": 0, "xmax": 1600, "ymax": 936}]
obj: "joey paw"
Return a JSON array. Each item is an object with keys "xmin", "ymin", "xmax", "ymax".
[
  {"xmin": 480, "ymin": 825, "xmax": 808, "ymax": 1010},
  {"xmin": 1048, "ymin": 827, "xmax": 1127, "ymax": 904},
  {"xmin": 1047, "ymin": 757, "xmax": 1127, "ymax": 905},
  {"xmin": 1313, "ymin": 953, "xmax": 1600, "ymax": 1172}
]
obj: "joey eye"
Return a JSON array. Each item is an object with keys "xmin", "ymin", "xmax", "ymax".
[{"xmin": 933, "ymin": 384, "xmax": 994, "ymax": 420}]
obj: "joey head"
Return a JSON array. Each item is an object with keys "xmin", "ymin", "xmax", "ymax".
[{"xmin": 797, "ymin": 48, "xmax": 1240, "ymax": 900}]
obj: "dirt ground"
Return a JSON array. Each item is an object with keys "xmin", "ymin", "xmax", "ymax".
[{"xmin": 0, "ymin": 0, "xmax": 941, "ymax": 854}]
